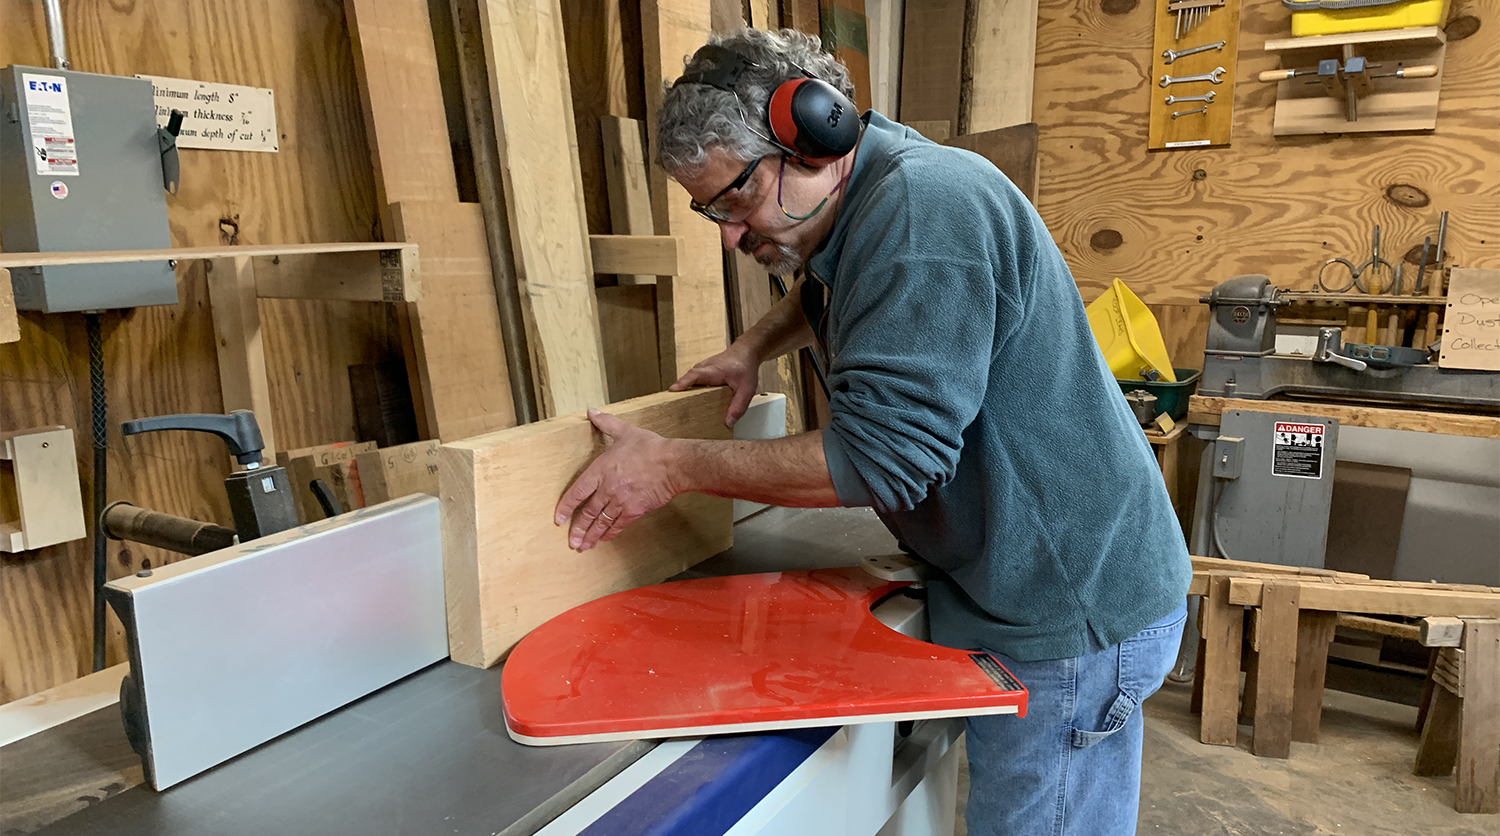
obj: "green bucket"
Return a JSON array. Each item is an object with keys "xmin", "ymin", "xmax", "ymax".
[{"xmin": 1116, "ymin": 368, "xmax": 1201, "ymax": 422}]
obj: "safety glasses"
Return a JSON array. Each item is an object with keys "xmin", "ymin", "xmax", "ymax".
[{"xmin": 689, "ymin": 155, "xmax": 764, "ymax": 222}]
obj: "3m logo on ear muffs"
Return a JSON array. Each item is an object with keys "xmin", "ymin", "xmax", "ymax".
[{"xmin": 676, "ymin": 43, "xmax": 860, "ymax": 167}]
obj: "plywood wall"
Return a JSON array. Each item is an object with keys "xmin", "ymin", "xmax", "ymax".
[
  {"xmin": 0, "ymin": 0, "xmax": 396, "ymax": 702},
  {"xmin": 1031, "ymin": 0, "xmax": 1499, "ymax": 368}
]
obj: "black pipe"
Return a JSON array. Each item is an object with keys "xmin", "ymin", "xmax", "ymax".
[
  {"xmin": 86, "ymin": 312, "xmax": 107, "ymax": 672},
  {"xmin": 102, "ymin": 502, "xmax": 237, "ymax": 557}
]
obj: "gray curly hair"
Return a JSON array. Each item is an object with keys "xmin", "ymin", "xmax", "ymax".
[{"xmin": 655, "ymin": 28, "xmax": 856, "ymax": 179}]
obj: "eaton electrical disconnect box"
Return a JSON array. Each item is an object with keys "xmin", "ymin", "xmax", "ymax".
[{"xmin": 1, "ymin": 66, "xmax": 176, "ymax": 312}]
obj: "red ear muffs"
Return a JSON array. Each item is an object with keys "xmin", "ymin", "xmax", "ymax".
[
  {"xmin": 767, "ymin": 77, "xmax": 860, "ymax": 166},
  {"xmin": 677, "ymin": 44, "xmax": 860, "ymax": 167}
]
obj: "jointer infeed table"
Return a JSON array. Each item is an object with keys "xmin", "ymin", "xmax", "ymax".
[{"xmin": 2, "ymin": 506, "xmax": 992, "ymax": 836}]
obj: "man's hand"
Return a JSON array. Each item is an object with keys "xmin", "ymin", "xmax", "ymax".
[
  {"xmin": 554, "ymin": 409, "xmax": 682, "ymax": 552},
  {"xmin": 669, "ymin": 342, "xmax": 760, "ymax": 427}
]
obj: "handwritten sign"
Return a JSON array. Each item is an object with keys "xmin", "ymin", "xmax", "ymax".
[
  {"xmin": 1439, "ymin": 268, "xmax": 1500, "ymax": 372},
  {"xmin": 135, "ymin": 75, "xmax": 278, "ymax": 152}
]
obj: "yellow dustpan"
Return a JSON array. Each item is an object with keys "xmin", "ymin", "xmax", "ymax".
[{"xmin": 1085, "ymin": 279, "xmax": 1177, "ymax": 383}]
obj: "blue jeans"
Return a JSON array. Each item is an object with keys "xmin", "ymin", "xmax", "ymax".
[{"xmin": 964, "ymin": 604, "xmax": 1187, "ymax": 836}]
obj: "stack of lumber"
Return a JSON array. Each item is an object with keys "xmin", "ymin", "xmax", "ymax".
[{"xmin": 1189, "ymin": 556, "xmax": 1500, "ymax": 814}]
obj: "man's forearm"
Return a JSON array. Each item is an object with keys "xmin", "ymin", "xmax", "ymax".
[
  {"xmin": 737, "ymin": 276, "xmax": 817, "ymax": 363},
  {"xmin": 668, "ymin": 430, "xmax": 842, "ymax": 508}
]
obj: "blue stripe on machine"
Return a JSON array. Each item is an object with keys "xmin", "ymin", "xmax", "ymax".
[{"xmin": 577, "ymin": 727, "xmax": 838, "ymax": 836}]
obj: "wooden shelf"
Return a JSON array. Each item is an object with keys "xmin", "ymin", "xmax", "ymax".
[
  {"xmin": 0, "ymin": 242, "xmax": 411, "ymax": 270},
  {"xmin": 1265, "ymin": 26, "xmax": 1445, "ymax": 53}
]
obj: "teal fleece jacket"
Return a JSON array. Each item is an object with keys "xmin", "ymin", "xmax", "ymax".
[{"xmin": 811, "ymin": 113, "xmax": 1191, "ymax": 662}]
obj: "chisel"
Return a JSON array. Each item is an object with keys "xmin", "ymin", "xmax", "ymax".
[{"xmin": 1422, "ymin": 212, "xmax": 1449, "ymax": 348}]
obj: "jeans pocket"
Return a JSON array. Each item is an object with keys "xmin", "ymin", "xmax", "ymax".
[
  {"xmin": 1069, "ymin": 608, "xmax": 1187, "ymax": 750},
  {"xmin": 1070, "ymin": 691, "xmax": 1137, "ymax": 749}
]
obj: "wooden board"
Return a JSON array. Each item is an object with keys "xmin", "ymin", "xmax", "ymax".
[
  {"xmin": 479, "ymin": 0, "xmax": 609, "ymax": 417},
  {"xmin": 0, "ymin": 427, "xmax": 86, "ymax": 553},
  {"xmin": 356, "ymin": 440, "xmax": 442, "ymax": 504},
  {"xmin": 1032, "ymin": 0, "xmax": 1500, "ymax": 305},
  {"xmin": 1148, "ymin": 0, "xmax": 1241, "ymax": 150},
  {"xmin": 596, "ymin": 284, "xmax": 663, "ymax": 403},
  {"xmin": 0, "ymin": 242, "xmax": 413, "ymax": 270},
  {"xmin": 1186, "ymin": 395, "xmax": 1500, "ymax": 439},
  {"xmin": 600, "ymin": 115, "xmax": 657, "ymax": 284},
  {"xmin": 897, "ymin": 0, "xmax": 966, "ymax": 138},
  {"xmin": 965, "ymin": 0, "xmax": 1039, "ymax": 132},
  {"xmin": 1199, "ymin": 574, "xmax": 1244, "ymax": 746},
  {"xmin": 439, "ymin": 387, "xmax": 733, "ymax": 669},
  {"xmin": 206, "ymin": 257, "xmax": 277, "ymax": 459},
  {"xmin": 391, "ymin": 201, "xmax": 519, "ymax": 441},
  {"xmin": 0, "ymin": 663, "xmax": 126, "ymax": 747},
  {"xmin": 943, "ymin": 122, "xmax": 1041, "ymax": 205},
  {"xmin": 589, "ymin": 235, "xmax": 685, "ymax": 276},
  {"xmin": 1291, "ymin": 610, "xmax": 1336, "ymax": 744},
  {"xmin": 343, "ymin": 0, "xmax": 462, "ymax": 231},
  {"xmin": 641, "ymin": 0, "xmax": 731, "ymax": 386},
  {"xmin": 1456, "ymin": 618, "xmax": 1499, "ymax": 813},
  {"xmin": 1251, "ymin": 580, "xmax": 1298, "ymax": 758},
  {"xmin": 1439, "ymin": 267, "xmax": 1500, "ymax": 371},
  {"xmin": 1227, "ymin": 577, "xmax": 1500, "ymax": 619},
  {"xmin": 0, "ymin": 269, "xmax": 18, "ymax": 344}
]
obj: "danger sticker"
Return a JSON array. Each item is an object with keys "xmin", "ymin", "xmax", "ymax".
[{"xmin": 1273, "ymin": 422, "xmax": 1325, "ymax": 479}]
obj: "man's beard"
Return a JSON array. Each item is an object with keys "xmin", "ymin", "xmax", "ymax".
[{"xmin": 739, "ymin": 231, "xmax": 803, "ymax": 275}]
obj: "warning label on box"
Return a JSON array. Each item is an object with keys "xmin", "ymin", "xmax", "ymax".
[
  {"xmin": 22, "ymin": 72, "xmax": 79, "ymax": 175},
  {"xmin": 1273, "ymin": 422, "xmax": 1325, "ymax": 479}
]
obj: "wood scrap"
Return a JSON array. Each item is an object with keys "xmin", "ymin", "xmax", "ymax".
[
  {"xmin": 1421, "ymin": 616, "xmax": 1466, "ymax": 648},
  {"xmin": 589, "ymin": 235, "xmax": 685, "ymax": 277},
  {"xmin": 439, "ymin": 387, "xmax": 733, "ymax": 669},
  {"xmin": 0, "ymin": 269, "xmax": 19, "ymax": 344},
  {"xmin": 355, "ymin": 440, "xmax": 442, "ymax": 505}
]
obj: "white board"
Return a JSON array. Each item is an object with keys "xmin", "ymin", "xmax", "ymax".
[{"xmin": 136, "ymin": 74, "xmax": 278, "ymax": 152}]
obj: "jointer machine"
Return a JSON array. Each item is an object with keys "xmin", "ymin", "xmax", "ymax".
[{"xmin": 4, "ymin": 412, "xmax": 1025, "ymax": 836}]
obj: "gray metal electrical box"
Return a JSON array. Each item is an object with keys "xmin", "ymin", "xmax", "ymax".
[{"xmin": 1, "ymin": 65, "xmax": 175, "ymax": 312}]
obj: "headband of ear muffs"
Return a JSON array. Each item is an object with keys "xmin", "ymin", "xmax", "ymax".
[{"xmin": 675, "ymin": 44, "xmax": 860, "ymax": 167}]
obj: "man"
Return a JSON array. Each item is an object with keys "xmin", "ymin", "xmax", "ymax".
[{"xmin": 554, "ymin": 28, "xmax": 1190, "ymax": 836}]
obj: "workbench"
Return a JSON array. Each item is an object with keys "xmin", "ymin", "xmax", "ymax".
[{"xmin": 3, "ymin": 507, "xmax": 962, "ymax": 836}]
